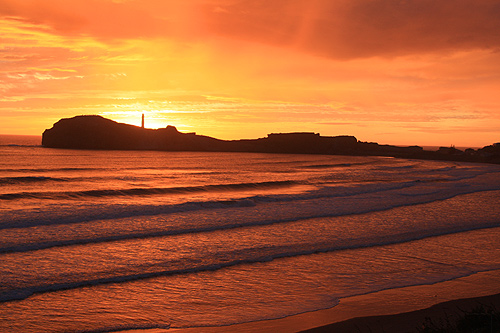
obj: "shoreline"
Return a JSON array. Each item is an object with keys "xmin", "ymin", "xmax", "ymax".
[
  {"xmin": 163, "ymin": 270, "xmax": 500, "ymax": 333},
  {"xmin": 301, "ymin": 293, "xmax": 500, "ymax": 333}
]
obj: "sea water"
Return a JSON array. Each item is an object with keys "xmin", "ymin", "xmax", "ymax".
[{"xmin": 1, "ymin": 135, "xmax": 500, "ymax": 332}]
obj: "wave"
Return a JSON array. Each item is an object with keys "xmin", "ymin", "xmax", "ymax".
[
  {"xmin": 0, "ymin": 180, "xmax": 420, "ymax": 230},
  {"xmin": 0, "ymin": 198, "xmax": 257, "ymax": 253},
  {"xmin": 0, "ymin": 176, "xmax": 68, "ymax": 185},
  {"xmin": 74, "ymin": 324, "xmax": 171, "ymax": 333},
  {"xmin": 0, "ymin": 166, "xmax": 224, "ymax": 176},
  {"xmin": 300, "ymin": 159, "xmax": 383, "ymax": 169},
  {"xmin": 300, "ymin": 163, "xmax": 354, "ymax": 169},
  {"xmin": 3, "ymin": 186, "xmax": 500, "ymax": 254},
  {"xmin": 2, "ymin": 223, "xmax": 500, "ymax": 303},
  {"xmin": 434, "ymin": 166, "xmax": 457, "ymax": 171},
  {"xmin": 0, "ymin": 167, "xmax": 109, "ymax": 173},
  {"xmin": 74, "ymin": 324, "xmax": 172, "ymax": 333},
  {"xmin": 0, "ymin": 180, "xmax": 297, "ymax": 201},
  {"xmin": 2, "ymin": 179, "xmax": 498, "ymax": 232},
  {"xmin": 375, "ymin": 164, "xmax": 416, "ymax": 170}
]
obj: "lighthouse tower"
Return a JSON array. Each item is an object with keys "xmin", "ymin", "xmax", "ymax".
[{"xmin": 141, "ymin": 114, "xmax": 144, "ymax": 128}]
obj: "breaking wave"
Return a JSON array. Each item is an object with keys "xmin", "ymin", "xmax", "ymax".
[{"xmin": 0, "ymin": 180, "xmax": 297, "ymax": 201}]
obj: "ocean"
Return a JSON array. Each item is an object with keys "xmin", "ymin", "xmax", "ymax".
[{"xmin": 1, "ymin": 134, "xmax": 500, "ymax": 332}]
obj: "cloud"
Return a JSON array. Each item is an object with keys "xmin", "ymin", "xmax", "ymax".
[
  {"xmin": 205, "ymin": 0, "xmax": 500, "ymax": 59},
  {"xmin": 0, "ymin": 0, "xmax": 172, "ymax": 40},
  {"xmin": 2, "ymin": 0, "xmax": 499, "ymax": 59},
  {"xmin": 27, "ymin": 67, "xmax": 77, "ymax": 74},
  {"xmin": 0, "ymin": 1, "xmax": 86, "ymax": 32}
]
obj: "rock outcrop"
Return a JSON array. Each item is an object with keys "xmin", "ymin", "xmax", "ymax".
[
  {"xmin": 42, "ymin": 115, "xmax": 500, "ymax": 164},
  {"xmin": 41, "ymin": 115, "xmax": 361, "ymax": 155},
  {"xmin": 42, "ymin": 116, "xmax": 226, "ymax": 151}
]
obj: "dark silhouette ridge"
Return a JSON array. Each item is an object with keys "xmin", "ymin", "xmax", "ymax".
[{"xmin": 42, "ymin": 115, "xmax": 500, "ymax": 164}]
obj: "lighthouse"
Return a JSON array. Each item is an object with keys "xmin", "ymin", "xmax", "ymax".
[{"xmin": 141, "ymin": 113, "xmax": 144, "ymax": 128}]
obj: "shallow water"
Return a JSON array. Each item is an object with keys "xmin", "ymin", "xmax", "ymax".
[{"xmin": 1, "ymin": 135, "xmax": 500, "ymax": 332}]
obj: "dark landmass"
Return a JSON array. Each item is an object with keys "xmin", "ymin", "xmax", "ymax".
[{"xmin": 42, "ymin": 115, "xmax": 500, "ymax": 164}]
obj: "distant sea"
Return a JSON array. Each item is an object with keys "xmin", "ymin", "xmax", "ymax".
[{"xmin": 1, "ymin": 134, "xmax": 500, "ymax": 332}]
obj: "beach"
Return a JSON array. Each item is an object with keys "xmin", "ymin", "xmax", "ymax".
[
  {"xmin": 1, "ymin": 137, "xmax": 500, "ymax": 332},
  {"xmin": 168, "ymin": 270, "xmax": 500, "ymax": 332},
  {"xmin": 297, "ymin": 270, "xmax": 500, "ymax": 332}
]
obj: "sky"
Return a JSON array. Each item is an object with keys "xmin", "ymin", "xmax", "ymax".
[{"xmin": 1, "ymin": 0, "xmax": 500, "ymax": 146}]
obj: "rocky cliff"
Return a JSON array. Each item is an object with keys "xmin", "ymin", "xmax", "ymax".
[
  {"xmin": 42, "ymin": 115, "xmax": 500, "ymax": 163},
  {"xmin": 41, "ymin": 115, "xmax": 361, "ymax": 155}
]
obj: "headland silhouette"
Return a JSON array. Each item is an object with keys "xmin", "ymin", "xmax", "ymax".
[{"xmin": 42, "ymin": 115, "xmax": 500, "ymax": 164}]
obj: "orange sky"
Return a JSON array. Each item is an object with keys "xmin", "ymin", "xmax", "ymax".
[{"xmin": 1, "ymin": 0, "xmax": 499, "ymax": 146}]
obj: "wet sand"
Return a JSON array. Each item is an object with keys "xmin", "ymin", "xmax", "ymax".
[
  {"xmin": 164, "ymin": 270, "xmax": 500, "ymax": 332},
  {"xmin": 301, "ymin": 291, "xmax": 500, "ymax": 332}
]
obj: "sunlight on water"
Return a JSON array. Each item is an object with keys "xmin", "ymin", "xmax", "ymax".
[{"xmin": 1, "ymin": 140, "xmax": 500, "ymax": 332}]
